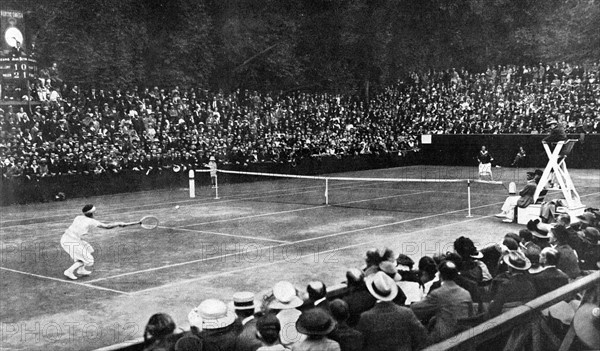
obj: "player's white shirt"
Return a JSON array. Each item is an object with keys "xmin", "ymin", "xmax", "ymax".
[{"xmin": 64, "ymin": 215, "xmax": 102, "ymax": 241}]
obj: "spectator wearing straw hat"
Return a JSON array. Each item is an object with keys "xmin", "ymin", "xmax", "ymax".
[
  {"xmin": 356, "ymin": 272, "xmax": 427, "ymax": 351},
  {"xmin": 551, "ymin": 225, "xmax": 581, "ymax": 280},
  {"xmin": 232, "ymin": 291, "xmax": 257, "ymax": 326},
  {"xmin": 328, "ymin": 299, "xmax": 363, "ymax": 351},
  {"xmin": 341, "ymin": 268, "xmax": 376, "ymax": 327},
  {"xmin": 528, "ymin": 247, "xmax": 569, "ymax": 297},
  {"xmin": 292, "ymin": 308, "xmax": 340, "ymax": 351},
  {"xmin": 488, "ymin": 251, "xmax": 536, "ymax": 317},
  {"xmin": 411, "ymin": 261, "xmax": 474, "ymax": 343},
  {"xmin": 264, "ymin": 281, "xmax": 304, "ymax": 347},
  {"xmin": 188, "ymin": 298, "xmax": 238, "ymax": 351},
  {"xmin": 495, "ymin": 170, "xmax": 539, "ymax": 222}
]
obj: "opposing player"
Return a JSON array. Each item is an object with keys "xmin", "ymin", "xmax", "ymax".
[
  {"xmin": 61, "ymin": 204, "xmax": 139, "ymax": 280},
  {"xmin": 477, "ymin": 146, "xmax": 494, "ymax": 181},
  {"xmin": 207, "ymin": 155, "xmax": 217, "ymax": 188}
]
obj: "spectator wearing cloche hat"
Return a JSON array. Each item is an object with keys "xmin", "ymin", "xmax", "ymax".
[{"xmin": 291, "ymin": 308, "xmax": 340, "ymax": 351}]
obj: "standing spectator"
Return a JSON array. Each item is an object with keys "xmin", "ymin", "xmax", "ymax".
[
  {"xmin": 328, "ymin": 299, "xmax": 363, "ymax": 351},
  {"xmin": 411, "ymin": 261, "xmax": 474, "ymax": 343},
  {"xmin": 292, "ymin": 308, "xmax": 340, "ymax": 351},
  {"xmin": 356, "ymin": 272, "xmax": 427, "ymax": 351}
]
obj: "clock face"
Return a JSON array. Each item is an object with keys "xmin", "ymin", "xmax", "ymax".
[{"xmin": 4, "ymin": 27, "xmax": 23, "ymax": 48}]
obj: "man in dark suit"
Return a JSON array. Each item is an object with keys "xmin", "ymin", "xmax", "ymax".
[
  {"xmin": 300, "ymin": 281, "xmax": 330, "ymax": 313},
  {"xmin": 356, "ymin": 272, "xmax": 427, "ymax": 351},
  {"xmin": 342, "ymin": 268, "xmax": 376, "ymax": 327},
  {"xmin": 411, "ymin": 261, "xmax": 474, "ymax": 343},
  {"xmin": 488, "ymin": 251, "xmax": 537, "ymax": 317},
  {"xmin": 328, "ymin": 299, "xmax": 364, "ymax": 351},
  {"xmin": 528, "ymin": 247, "xmax": 569, "ymax": 297}
]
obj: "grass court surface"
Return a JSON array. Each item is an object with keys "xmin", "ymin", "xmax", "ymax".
[{"xmin": 1, "ymin": 165, "xmax": 599, "ymax": 350}]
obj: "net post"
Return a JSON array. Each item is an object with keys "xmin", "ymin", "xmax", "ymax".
[
  {"xmin": 189, "ymin": 170, "xmax": 195, "ymax": 198},
  {"xmin": 325, "ymin": 178, "xmax": 329, "ymax": 205},
  {"xmin": 214, "ymin": 173, "xmax": 220, "ymax": 200},
  {"xmin": 466, "ymin": 179, "xmax": 473, "ymax": 218}
]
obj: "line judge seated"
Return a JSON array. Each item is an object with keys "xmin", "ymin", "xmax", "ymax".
[{"xmin": 495, "ymin": 170, "xmax": 540, "ymax": 223}]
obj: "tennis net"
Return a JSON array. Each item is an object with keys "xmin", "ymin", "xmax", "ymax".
[{"xmin": 190, "ymin": 168, "xmax": 507, "ymax": 216}]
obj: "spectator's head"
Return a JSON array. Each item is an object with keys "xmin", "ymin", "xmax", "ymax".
[
  {"xmin": 454, "ymin": 236, "xmax": 482, "ymax": 260},
  {"xmin": 442, "ymin": 252, "xmax": 464, "ymax": 270},
  {"xmin": 519, "ymin": 229, "xmax": 533, "ymax": 243},
  {"xmin": 143, "ymin": 313, "xmax": 175, "ymax": 344},
  {"xmin": 505, "ymin": 232, "xmax": 522, "ymax": 244},
  {"xmin": 264, "ymin": 281, "xmax": 303, "ymax": 313},
  {"xmin": 396, "ymin": 254, "xmax": 415, "ymax": 271},
  {"xmin": 295, "ymin": 308, "xmax": 336, "ymax": 340},
  {"xmin": 557, "ymin": 214, "xmax": 571, "ymax": 227},
  {"xmin": 540, "ymin": 247, "xmax": 560, "ymax": 266},
  {"xmin": 502, "ymin": 237, "xmax": 520, "ymax": 251},
  {"xmin": 365, "ymin": 271, "xmax": 398, "ymax": 301},
  {"xmin": 188, "ymin": 299, "xmax": 235, "ymax": 332},
  {"xmin": 345, "ymin": 268, "xmax": 364, "ymax": 287},
  {"xmin": 551, "ymin": 225, "xmax": 571, "ymax": 245},
  {"xmin": 256, "ymin": 313, "xmax": 281, "ymax": 345},
  {"xmin": 581, "ymin": 227, "xmax": 600, "ymax": 246},
  {"xmin": 576, "ymin": 212, "xmax": 596, "ymax": 227},
  {"xmin": 329, "ymin": 299, "xmax": 350, "ymax": 323},
  {"xmin": 502, "ymin": 251, "xmax": 532, "ymax": 272},
  {"xmin": 379, "ymin": 261, "xmax": 399, "ymax": 280},
  {"xmin": 306, "ymin": 281, "xmax": 327, "ymax": 301},
  {"xmin": 438, "ymin": 261, "xmax": 459, "ymax": 281},
  {"xmin": 524, "ymin": 244, "xmax": 542, "ymax": 269},
  {"xmin": 418, "ymin": 256, "xmax": 438, "ymax": 283},
  {"xmin": 231, "ymin": 291, "xmax": 255, "ymax": 319}
]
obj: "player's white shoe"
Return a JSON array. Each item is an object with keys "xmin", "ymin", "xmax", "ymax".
[
  {"xmin": 77, "ymin": 268, "xmax": 92, "ymax": 276},
  {"xmin": 64, "ymin": 270, "xmax": 78, "ymax": 280},
  {"xmin": 495, "ymin": 212, "xmax": 508, "ymax": 218},
  {"xmin": 502, "ymin": 218, "xmax": 513, "ymax": 223}
]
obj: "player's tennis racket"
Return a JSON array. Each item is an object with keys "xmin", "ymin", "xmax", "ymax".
[{"xmin": 139, "ymin": 216, "xmax": 159, "ymax": 229}]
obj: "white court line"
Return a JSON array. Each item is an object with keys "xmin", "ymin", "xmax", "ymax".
[
  {"xmin": 133, "ymin": 213, "xmax": 493, "ymax": 294},
  {"xmin": 163, "ymin": 227, "xmax": 290, "ymax": 243},
  {"xmin": 0, "ymin": 266, "xmax": 130, "ymax": 295},
  {"xmin": 86, "ymin": 199, "xmax": 499, "ymax": 284},
  {"xmin": 177, "ymin": 190, "xmax": 432, "ymax": 227}
]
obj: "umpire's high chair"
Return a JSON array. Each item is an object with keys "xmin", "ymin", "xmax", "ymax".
[{"xmin": 516, "ymin": 139, "xmax": 585, "ymax": 224}]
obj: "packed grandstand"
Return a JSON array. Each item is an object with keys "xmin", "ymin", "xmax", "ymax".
[{"xmin": 1, "ymin": 61, "xmax": 599, "ymax": 180}]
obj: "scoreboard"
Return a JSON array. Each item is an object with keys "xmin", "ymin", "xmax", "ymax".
[{"xmin": 0, "ymin": 56, "xmax": 37, "ymax": 80}]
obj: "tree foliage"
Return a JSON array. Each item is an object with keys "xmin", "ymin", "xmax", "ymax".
[{"xmin": 10, "ymin": 0, "xmax": 600, "ymax": 92}]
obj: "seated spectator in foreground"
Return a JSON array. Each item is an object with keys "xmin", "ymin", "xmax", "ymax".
[
  {"xmin": 454, "ymin": 236, "xmax": 492, "ymax": 283},
  {"xmin": 378, "ymin": 261, "xmax": 408, "ymax": 305},
  {"xmin": 411, "ymin": 261, "xmax": 474, "ymax": 343},
  {"xmin": 418, "ymin": 256, "xmax": 439, "ymax": 296},
  {"xmin": 429, "ymin": 253, "xmax": 483, "ymax": 312},
  {"xmin": 232, "ymin": 292, "xmax": 263, "ymax": 351},
  {"xmin": 142, "ymin": 313, "xmax": 179, "ymax": 351},
  {"xmin": 551, "ymin": 225, "xmax": 582, "ymax": 280},
  {"xmin": 495, "ymin": 170, "xmax": 538, "ymax": 223},
  {"xmin": 255, "ymin": 313, "xmax": 286, "ymax": 351},
  {"xmin": 328, "ymin": 299, "xmax": 364, "ymax": 351},
  {"xmin": 300, "ymin": 281, "xmax": 329, "ymax": 312},
  {"xmin": 528, "ymin": 247, "xmax": 569, "ymax": 297},
  {"xmin": 188, "ymin": 299, "xmax": 238, "ymax": 351},
  {"xmin": 357, "ymin": 272, "xmax": 427, "ymax": 351},
  {"xmin": 395, "ymin": 254, "xmax": 424, "ymax": 304},
  {"xmin": 263, "ymin": 281, "xmax": 304, "ymax": 347},
  {"xmin": 292, "ymin": 308, "xmax": 340, "ymax": 351},
  {"xmin": 341, "ymin": 268, "xmax": 376, "ymax": 327},
  {"xmin": 488, "ymin": 251, "xmax": 536, "ymax": 318},
  {"xmin": 577, "ymin": 227, "xmax": 600, "ymax": 270}
]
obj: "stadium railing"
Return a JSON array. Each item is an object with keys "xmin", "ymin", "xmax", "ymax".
[{"xmin": 93, "ymin": 271, "xmax": 599, "ymax": 351}]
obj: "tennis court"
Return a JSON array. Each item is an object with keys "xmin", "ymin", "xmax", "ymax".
[{"xmin": 1, "ymin": 165, "xmax": 599, "ymax": 350}]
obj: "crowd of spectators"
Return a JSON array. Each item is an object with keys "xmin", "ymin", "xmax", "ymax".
[
  {"xmin": 1, "ymin": 61, "xmax": 600, "ymax": 181},
  {"xmin": 140, "ymin": 209, "xmax": 600, "ymax": 351}
]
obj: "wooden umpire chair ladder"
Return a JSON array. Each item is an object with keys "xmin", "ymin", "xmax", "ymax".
[{"xmin": 534, "ymin": 139, "xmax": 585, "ymax": 215}]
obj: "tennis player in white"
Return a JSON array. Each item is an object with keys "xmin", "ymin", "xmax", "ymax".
[{"xmin": 61, "ymin": 204, "xmax": 138, "ymax": 280}]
